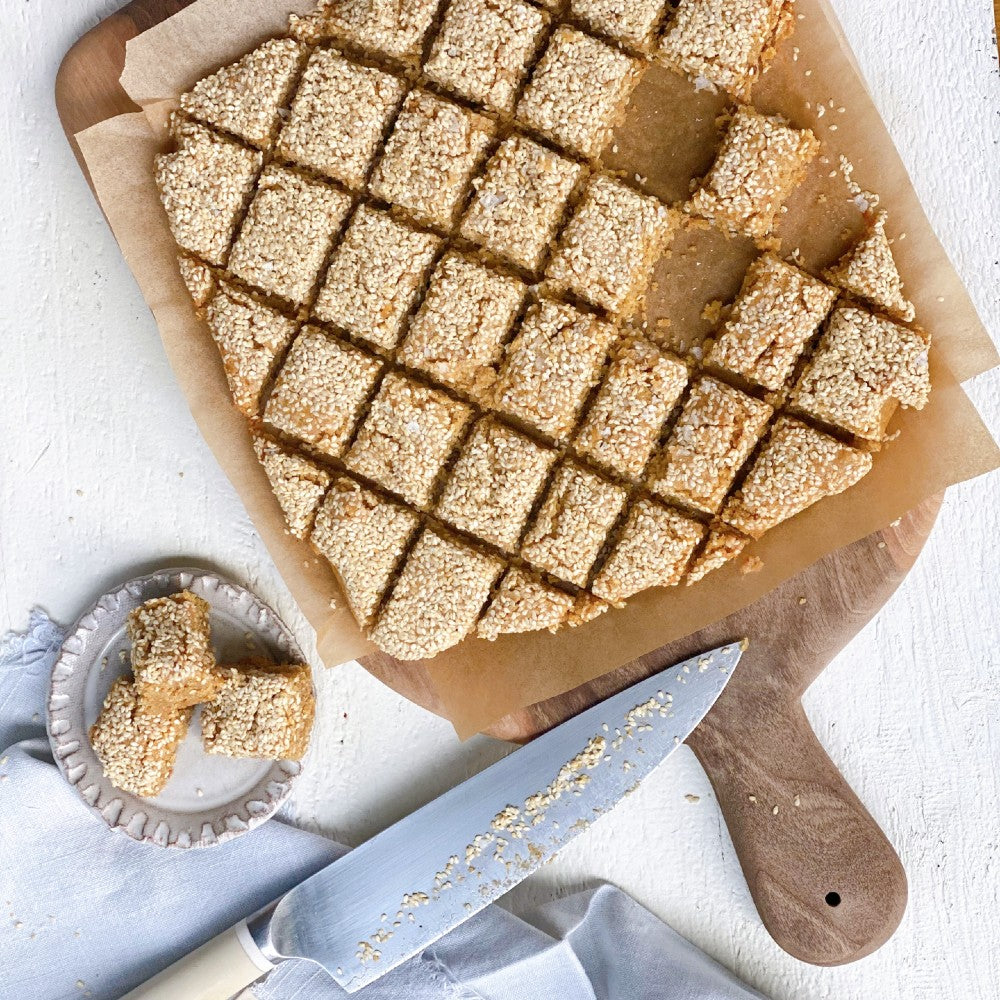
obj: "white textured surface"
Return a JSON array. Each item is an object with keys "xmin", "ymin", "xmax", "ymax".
[{"xmin": 1, "ymin": 2, "xmax": 999, "ymax": 997}]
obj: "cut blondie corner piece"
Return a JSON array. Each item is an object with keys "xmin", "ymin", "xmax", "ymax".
[
  {"xmin": 684, "ymin": 525, "xmax": 749, "ymax": 583},
  {"xmin": 253, "ymin": 433, "xmax": 332, "ymax": 539},
  {"xmin": 127, "ymin": 591, "xmax": 222, "ymax": 711},
  {"xmin": 310, "ymin": 477, "xmax": 420, "ymax": 627},
  {"xmin": 177, "ymin": 254, "xmax": 216, "ymax": 314},
  {"xmin": 823, "ymin": 211, "xmax": 915, "ymax": 323},
  {"xmin": 687, "ymin": 106, "xmax": 818, "ymax": 240},
  {"xmin": 155, "ymin": 118, "xmax": 262, "ymax": 266},
  {"xmin": 89, "ymin": 677, "xmax": 192, "ymax": 798},
  {"xmin": 201, "ymin": 661, "xmax": 315, "ymax": 761},
  {"xmin": 722, "ymin": 416, "xmax": 873, "ymax": 538},
  {"xmin": 205, "ymin": 282, "xmax": 298, "ymax": 418},
  {"xmin": 658, "ymin": 0, "xmax": 795, "ymax": 100},
  {"xmin": 370, "ymin": 528, "xmax": 505, "ymax": 660},
  {"xmin": 476, "ymin": 567, "xmax": 576, "ymax": 640},
  {"xmin": 179, "ymin": 37, "xmax": 307, "ymax": 149}
]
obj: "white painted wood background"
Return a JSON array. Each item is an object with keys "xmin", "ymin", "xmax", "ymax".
[{"xmin": 1, "ymin": 1, "xmax": 999, "ymax": 997}]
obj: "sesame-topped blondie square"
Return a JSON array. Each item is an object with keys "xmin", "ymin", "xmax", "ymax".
[
  {"xmin": 228, "ymin": 165, "xmax": 352, "ymax": 305},
  {"xmin": 546, "ymin": 174, "xmax": 677, "ymax": 315},
  {"xmin": 205, "ymin": 283, "xmax": 299, "ymax": 417},
  {"xmin": 722, "ymin": 416, "xmax": 872, "ymax": 537},
  {"xmin": 155, "ymin": 119, "xmax": 262, "ymax": 266},
  {"xmin": 202, "ymin": 661, "xmax": 315, "ymax": 761},
  {"xmin": 687, "ymin": 106, "xmax": 818, "ymax": 240},
  {"xmin": 398, "ymin": 254, "xmax": 525, "ymax": 402},
  {"xmin": 460, "ymin": 135, "xmax": 583, "ymax": 273},
  {"xmin": 591, "ymin": 499, "xmax": 704, "ymax": 604},
  {"xmin": 89, "ymin": 677, "xmax": 192, "ymax": 798},
  {"xmin": 521, "ymin": 461, "xmax": 627, "ymax": 587},
  {"xmin": 436, "ymin": 418, "xmax": 558, "ymax": 550},
  {"xmin": 291, "ymin": 0, "xmax": 440, "ymax": 64},
  {"xmin": 476, "ymin": 567, "xmax": 576, "ymax": 640},
  {"xmin": 575, "ymin": 337, "xmax": 688, "ymax": 479},
  {"xmin": 311, "ymin": 477, "xmax": 420, "ymax": 626},
  {"xmin": 706, "ymin": 254, "xmax": 837, "ymax": 392},
  {"xmin": 179, "ymin": 38, "xmax": 307, "ymax": 149},
  {"xmin": 424, "ymin": 0, "xmax": 548, "ymax": 114},
  {"xmin": 127, "ymin": 591, "xmax": 222, "ymax": 711},
  {"xmin": 370, "ymin": 90, "xmax": 495, "ymax": 231},
  {"xmin": 313, "ymin": 205, "xmax": 442, "ymax": 349},
  {"xmin": 516, "ymin": 27, "xmax": 643, "ymax": 159},
  {"xmin": 264, "ymin": 325, "xmax": 383, "ymax": 459},
  {"xmin": 370, "ymin": 528, "xmax": 505, "ymax": 660},
  {"xmin": 792, "ymin": 305, "xmax": 931, "ymax": 441},
  {"xmin": 253, "ymin": 433, "xmax": 332, "ymax": 539},
  {"xmin": 569, "ymin": 0, "xmax": 668, "ymax": 51},
  {"xmin": 658, "ymin": 0, "xmax": 794, "ymax": 100},
  {"xmin": 276, "ymin": 49, "xmax": 406, "ymax": 190},
  {"xmin": 346, "ymin": 373, "xmax": 472, "ymax": 507},
  {"xmin": 492, "ymin": 300, "xmax": 618, "ymax": 441},
  {"xmin": 647, "ymin": 376, "xmax": 772, "ymax": 513}
]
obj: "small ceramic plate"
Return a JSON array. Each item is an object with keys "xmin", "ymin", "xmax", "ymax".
[{"xmin": 47, "ymin": 567, "xmax": 306, "ymax": 848}]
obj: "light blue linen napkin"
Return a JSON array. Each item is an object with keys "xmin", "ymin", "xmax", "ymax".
[{"xmin": 0, "ymin": 610, "xmax": 766, "ymax": 1000}]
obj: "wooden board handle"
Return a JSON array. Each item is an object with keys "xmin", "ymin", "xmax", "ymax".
[{"xmin": 689, "ymin": 692, "xmax": 906, "ymax": 966}]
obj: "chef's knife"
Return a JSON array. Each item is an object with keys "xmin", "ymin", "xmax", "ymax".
[{"xmin": 123, "ymin": 641, "xmax": 743, "ymax": 999}]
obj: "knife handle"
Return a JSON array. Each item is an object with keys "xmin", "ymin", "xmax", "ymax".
[
  {"xmin": 119, "ymin": 920, "xmax": 274, "ymax": 1000},
  {"xmin": 689, "ymin": 693, "xmax": 907, "ymax": 966}
]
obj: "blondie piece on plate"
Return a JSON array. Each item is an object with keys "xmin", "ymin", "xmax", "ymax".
[
  {"xmin": 346, "ymin": 373, "xmax": 472, "ymax": 507},
  {"xmin": 264, "ymin": 325, "xmax": 383, "ymax": 459},
  {"xmin": 202, "ymin": 661, "xmax": 315, "ymax": 760},
  {"xmin": 311, "ymin": 478, "xmax": 420, "ymax": 625},
  {"xmin": 492, "ymin": 300, "xmax": 618, "ymax": 441},
  {"xmin": 276, "ymin": 49, "xmax": 406, "ymax": 190},
  {"xmin": 823, "ymin": 212, "xmax": 915, "ymax": 322},
  {"xmin": 568, "ymin": 0, "xmax": 669, "ymax": 51},
  {"xmin": 127, "ymin": 591, "xmax": 222, "ymax": 710},
  {"xmin": 658, "ymin": 0, "xmax": 794, "ymax": 100},
  {"xmin": 706, "ymin": 254, "xmax": 837, "ymax": 392},
  {"xmin": 370, "ymin": 529, "xmax": 505, "ymax": 660},
  {"xmin": 90, "ymin": 677, "xmax": 192, "ymax": 798},
  {"xmin": 314, "ymin": 205, "xmax": 442, "ymax": 349},
  {"xmin": 591, "ymin": 498, "xmax": 704, "ymax": 603},
  {"xmin": 684, "ymin": 525, "xmax": 749, "ymax": 583},
  {"xmin": 575, "ymin": 337, "xmax": 689, "ymax": 479},
  {"xmin": 155, "ymin": 119, "xmax": 261, "ymax": 266},
  {"xmin": 424, "ymin": 0, "xmax": 549, "ymax": 114},
  {"xmin": 476, "ymin": 567, "xmax": 576, "ymax": 640},
  {"xmin": 228, "ymin": 165, "xmax": 352, "ymax": 305},
  {"xmin": 722, "ymin": 416, "xmax": 872, "ymax": 537},
  {"xmin": 370, "ymin": 90, "xmax": 495, "ymax": 231},
  {"xmin": 179, "ymin": 38, "xmax": 307, "ymax": 149},
  {"xmin": 436, "ymin": 418, "xmax": 558, "ymax": 550},
  {"xmin": 398, "ymin": 253, "xmax": 525, "ymax": 402},
  {"xmin": 516, "ymin": 27, "xmax": 644, "ymax": 159},
  {"xmin": 521, "ymin": 461, "xmax": 627, "ymax": 587},
  {"xmin": 460, "ymin": 135, "xmax": 583, "ymax": 273},
  {"xmin": 792, "ymin": 305, "xmax": 931, "ymax": 441},
  {"xmin": 253, "ymin": 433, "xmax": 332, "ymax": 539},
  {"xmin": 546, "ymin": 174, "xmax": 677, "ymax": 315},
  {"xmin": 647, "ymin": 376, "xmax": 772, "ymax": 513},
  {"xmin": 687, "ymin": 106, "xmax": 818, "ymax": 240},
  {"xmin": 205, "ymin": 283, "xmax": 298, "ymax": 418}
]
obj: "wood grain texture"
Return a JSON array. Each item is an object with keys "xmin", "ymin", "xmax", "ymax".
[{"xmin": 45, "ymin": 3, "xmax": 992, "ymax": 976}]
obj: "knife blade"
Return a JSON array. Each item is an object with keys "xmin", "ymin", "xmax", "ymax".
[{"xmin": 122, "ymin": 642, "xmax": 742, "ymax": 999}]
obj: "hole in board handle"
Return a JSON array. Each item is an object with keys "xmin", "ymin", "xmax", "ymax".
[{"xmin": 825, "ymin": 891, "xmax": 841, "ymax": 907}]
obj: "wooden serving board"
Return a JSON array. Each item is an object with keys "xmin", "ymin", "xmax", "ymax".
[{"xmin": 56, "ymin": 0, "xmax": 945, "ymax": 967}]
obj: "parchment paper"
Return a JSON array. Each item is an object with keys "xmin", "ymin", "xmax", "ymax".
[{"xmin": 76, "ymin": 0, "xmax": 1000, "ymax": 737}]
